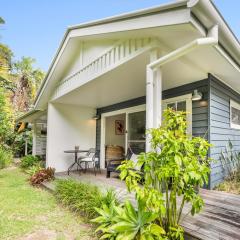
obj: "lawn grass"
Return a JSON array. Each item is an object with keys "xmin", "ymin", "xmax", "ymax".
[{"xmin": 0, "ymin": 167, "xmax": 94, "ymax": 240}]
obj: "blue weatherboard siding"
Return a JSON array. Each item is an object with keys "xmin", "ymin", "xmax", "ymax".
[
  {"xmin": 96, "ymin": 75, "xmax": 240, "ymax": 189},
  {"xmin": 209, "ymin": 74, "xmax": 240, "ymax": 189},
  {"xmin": 95, "ymin": 78, "xmax": 210, "ymax": 164}
]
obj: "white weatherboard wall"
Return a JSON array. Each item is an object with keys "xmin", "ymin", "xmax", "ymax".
[{"xmin": 46, "ymin": 103, "xmax": 96, "ymax": 172}]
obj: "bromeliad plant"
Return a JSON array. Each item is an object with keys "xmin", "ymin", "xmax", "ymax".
[{"xmin": 93, "ymin": 109, "xmax": 212, "ymax": 240}]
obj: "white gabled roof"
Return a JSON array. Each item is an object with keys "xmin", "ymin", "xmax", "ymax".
[{"xmin": 34, "ymin": 0, "xmax": 240, "ymax": 111}]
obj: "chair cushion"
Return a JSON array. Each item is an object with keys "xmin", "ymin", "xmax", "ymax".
[
  {"xmin": 130, "ymin": 154, "xmax": 140, "ymax": 171},
  {"xmin": 80, "ymin": 157, "xmax": 98, "ymax": 162}
]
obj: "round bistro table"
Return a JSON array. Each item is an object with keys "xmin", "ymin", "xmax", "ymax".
[{"xmin": 64, "ymin": 149, "xmax": 88, "ymax": 175}]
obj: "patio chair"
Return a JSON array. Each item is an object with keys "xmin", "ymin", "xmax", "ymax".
[
  {"xmin": 106, "ymin": 148, "xmax": 133, "ymax": 178},
  {"xmin": 78, "ymin": 148, "xmax": 100, "ymax": 175}
]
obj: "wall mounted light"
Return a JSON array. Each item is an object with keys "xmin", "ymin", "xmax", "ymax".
[
  {"xmin": 92, "ymin": 114, "xmax": 100, "ymax": 120},
  {"xmin": 192, "ymin": 90, "xmax": 203, "ymax": 101}
]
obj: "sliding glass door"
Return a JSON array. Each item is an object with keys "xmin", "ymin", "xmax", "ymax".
[{"xmin": 126, "ymin": 111, "xmax": 146, "ymax": 154}]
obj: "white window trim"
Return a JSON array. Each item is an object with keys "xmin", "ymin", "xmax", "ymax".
[
  {"xmin": 230, "ymin": 99, "xmax": 240, "ymax": 130},
  {"xmin": 163, "ymin": 93, "xmax": 192, "ymax": 135}
]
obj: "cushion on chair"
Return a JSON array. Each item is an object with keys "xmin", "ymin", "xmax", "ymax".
[
  {"xmin": 130, "ymin": 154, "xmax": 140, "ymax": 171},
  {"xmin": 80, "ymin": 157, "xmax": 98, "ymax": 162}
]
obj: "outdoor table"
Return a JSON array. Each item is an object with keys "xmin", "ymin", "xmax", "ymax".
[{"xmin": 64, "ymin": 150, "xmax": 88, "ymax": 175}]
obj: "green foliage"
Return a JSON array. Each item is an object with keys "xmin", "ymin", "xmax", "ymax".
[
  {"xmin": 94, "ymin": 109, "xmax": 212, "ymax": 240},
  {"xmin": 0, "ymin": 88, "xmax": 14, "ymax": 144},
  {"xmin": 55, "ymin": 179, "xmax": 104, "ymax": 219},
  {"xmin": 215, "ymin": 179, "xmax": 240, "ymax": 194},
  {"xmin": 0, "ymin": 17, "xmax": 5, "ymax": 24},
  {"xmin": 20, "ymin": 155, "xmax": 40, "ymax": 169},
  {"xmin": 0, "ymin": 31, "xmax": 45, "ymax": 158},
  {"xmin": 216, "ymin": 140, "xmax": 240, "ymax": 194},
  {"xmin": 13, "ymin": 57, "xmax": 45, "ymax": 112},
  {"xmin": 30, "ymin": 167, "xmax": 55, "ymax": 185},
  {"xmin": 101, "ymin": 188, "xmax": 119, "ymax": 207},
  {"xmin": 93, "ymin": 199, "xmax": 166, "ymax": 240},
  {"xmin": 25, "ymin": 162, "xmax": 43, "ymax": 176},
  {"xmin": 55, "ymin": 179, "xmax": 118, "ymax": 220},
  {"xmin": 0, "ymin": 146, "xmax": 13, "ymax": 169},
  {"xmin": 221, "ymin": 140, "xmax": 240, "ymax": 181},
  {"xmin": 12, "ymin": 129, "xmax": 32, "ymax": 157}
]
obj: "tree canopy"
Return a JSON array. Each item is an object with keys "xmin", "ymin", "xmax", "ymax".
[{"xmin": 0, "ymin": 17, "xmax": 45, "ymax": 153}]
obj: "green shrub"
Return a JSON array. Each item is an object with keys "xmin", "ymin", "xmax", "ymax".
[
  {"xmin": 55, "ymin": 179, "xmax": 115, "ymax": 219},
  {"xmin": 20, "ymin": 155, "xmax": 40, "ymax": 169},
  {"xmin": 0, "ymin": 147, "xmax": 13, "ymax": 169},
  {"xmin": 26, "ymin": 162, "xmax": 43, "ymax": 176},
  {"xmin": 101, "ymin": 188, "xmax": 119, "ymax": 207},
  {"xmin": 93, "ymin": 109, "xmax": 212, "ymax": 240}
]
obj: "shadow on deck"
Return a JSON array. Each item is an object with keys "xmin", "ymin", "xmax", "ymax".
[{"xmin": 55, "ymin": 171, "xmax": 240, "ymax": 240}]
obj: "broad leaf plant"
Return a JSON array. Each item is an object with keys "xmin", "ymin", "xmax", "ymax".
[{"xmin": 93, "ymin": 109, "xmax": 212, "ymax": 240}]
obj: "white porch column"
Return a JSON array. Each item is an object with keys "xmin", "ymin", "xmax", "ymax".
[
  {"xmin": 146, "ymin": 50, "xmax": 162, "ymax": 152},
  {"xmin": 25, "ymin": 139, "xmax": 28, "ymax": 156},
  {"xmin": 32, "ymin": 122, "xmax": 37, "ymax": 156},
  {"xmin": 153, "ymin": 68, "xmax": 162, "ymax": 128}
]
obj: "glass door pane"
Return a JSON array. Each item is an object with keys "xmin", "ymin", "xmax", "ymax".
[
  {"xmin": 127, "ymin": 111, "xmax": 146, "ymax": 154},
  {"xmin": 176, "ymin": 101, "xmax": 186, "ymax": 111}
]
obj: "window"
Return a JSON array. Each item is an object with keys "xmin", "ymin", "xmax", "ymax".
[
  {"xmin": 230, "ymin": 100, "xmax": 240, "ymax": 129},
  {"xmin": 163, "ymin": 94, "xmax": 192, "ymax": 135}
]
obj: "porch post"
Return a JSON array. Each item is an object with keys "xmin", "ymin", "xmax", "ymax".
[
  {"xmin": 25, "ymin": 139, "xmax": 28, "ymax": 156},
  {"xmin": 146, "ymin": 50, "xmax": 162, "ymax": 152},
  {"xmin": 32, "ymin": 122, "xmax": 37, "ymax": 156},
  {"xmin": 153, "ymin": 68, "xmax": 162, "ymax": 128}
]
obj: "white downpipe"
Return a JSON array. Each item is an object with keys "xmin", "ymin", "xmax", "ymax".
[
  {"xmin": 148, "ymin": 37, "xmax": 218, "ymax": 70},
  {"xmin": 146, "ymin": 25, "xmax": 218, "ymax": 152}
]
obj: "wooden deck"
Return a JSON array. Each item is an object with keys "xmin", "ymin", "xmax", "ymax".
[{"xmin": 55, "ymin": 171, "xmax": 240, "ymax": 240}]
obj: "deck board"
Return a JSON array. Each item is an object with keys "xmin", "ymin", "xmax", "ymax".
[{"xmin": 55, "ymin": 171, "xmax": 240, "ymax": 240}]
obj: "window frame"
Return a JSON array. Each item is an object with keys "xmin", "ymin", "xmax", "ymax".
[
  {"xmin": 230, "ymin": 99, "xmax": 240, "ymax": 130},
  {"xmin": 163, "ymin": 94, "xmax": 192, "ymax": 135}
]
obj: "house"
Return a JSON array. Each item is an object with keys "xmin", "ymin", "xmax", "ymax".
[{"xmin": 18, "ymin": 0, "xmax": 240, "ymax": 189}]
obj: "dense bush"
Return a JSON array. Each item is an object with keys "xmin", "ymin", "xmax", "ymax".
[
  {"xmin": 0, "ymin": 146, "xmax": 13, "ymax": 169},
  {"xmin": 55, "ymin": 179, "xmax": 117, "ymax": 219},
  {"xmin": 20, "ymin": 155, "xmax": 40, "ymax": 169},
  {"xmin": 93, "ymin": 109, "xmax": 212, "ymax": 240},
  {"xmin": 26, "ymin": 162, "xmax": 43, "ymax": 176},
  {"xmin": 12, "ymin": 130, "xmax": 33, "ymax": 157},
  {"xmin": 30, "ymin": 167, "xmax": 55, "ymax": 185}
]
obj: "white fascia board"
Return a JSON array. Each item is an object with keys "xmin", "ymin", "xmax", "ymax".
[
  {"xmin": 69, "ymin": 8, "xmax": 191, "ymax": 38},
  {"xmin": 34, "ymin": 33, "xmax": 72, "ymax": 109},
  {"xmin": 69, "ymin": 0, "xmax": 188, "ymax": 30},
  {"xmin": 16, "ymin": 110, "xmax": 47, "ymax": 123}
]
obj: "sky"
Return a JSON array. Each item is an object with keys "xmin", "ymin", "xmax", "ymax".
[{"xmin": 1, "ymin": 0, "xmax": 240, "ymax": 71}]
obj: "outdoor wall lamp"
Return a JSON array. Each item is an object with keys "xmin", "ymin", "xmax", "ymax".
[
  {"xmin": 92, "ymin": 114, "xmax": 100, "ymax": 120},
  {"xmin": 192, "ymin": 90, "xmax": 203, "ymax": 101}
]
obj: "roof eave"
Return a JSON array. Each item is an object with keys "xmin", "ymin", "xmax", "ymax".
[
  {"xmin": 16, "ymin": 110, "xmax": 40, "ymax": 123},
  {"xmin": 189, "ymin": 0, "xmax": 240, "ymax": 67},
  {"xmin": 33, "ymin": 0, "xmax": 189, "ymax": 109}
]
